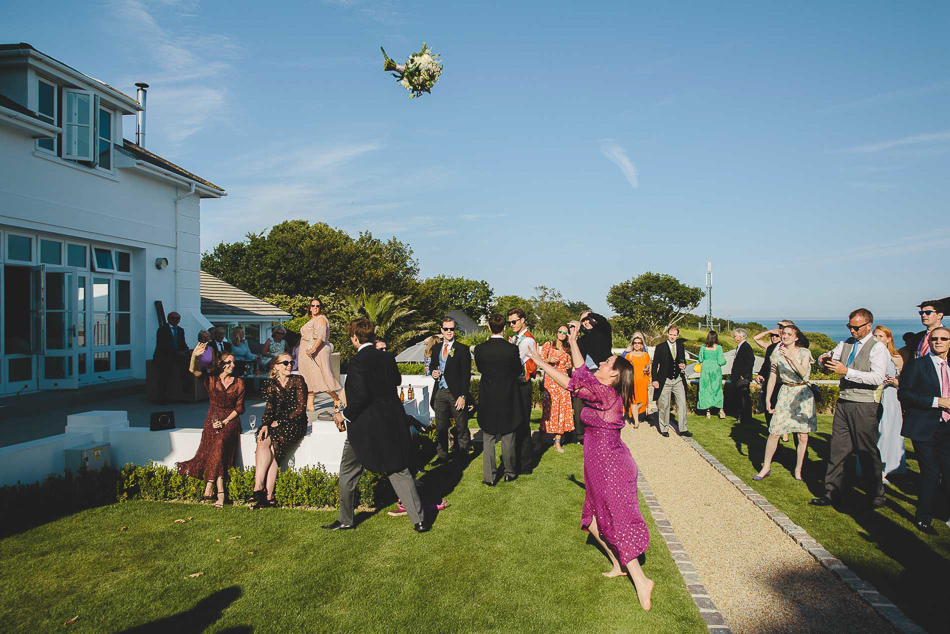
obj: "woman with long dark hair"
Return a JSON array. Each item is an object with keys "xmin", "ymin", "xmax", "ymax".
[
  {"xmin": 177, "ymin": 345, "xmax": 245, "ymax": 508},
  {"xmin": 537, "ymin": 324, "xmax": 574, "ymax": 453},
  {"xmin": 529, "ymin": 321, "xmax": 653, "ymax": 611},
  {"xmin": 620, "ymin": 331, "xmax": 651, "ymax": 428},
  {"xmin": 755, "ymin": 324, "xmax": 816, "ymax": 481},
  {"xmin": 697, "ymin": 330, "xmax": 727, "ymax": 419}
]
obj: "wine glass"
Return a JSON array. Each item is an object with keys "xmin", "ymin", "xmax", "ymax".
[{"xmin": 249, "ymin": 415, "xmax": 257, "ymax": 431}]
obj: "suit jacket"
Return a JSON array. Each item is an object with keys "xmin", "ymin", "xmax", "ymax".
[
  {"xmin": 429, "ymin": 340, "xmax": 472, "ymax": 407},
  {"xmin": 757, "ymin": 342, "xmax": 778, "ymax": 383},
  {"xmin": 578, "ymin": 314, "xmax": 613, "ymax": 366},
  {"xmin": 153, "ymin": 324, "xmax": 189, "ymax": 362},
  {"xmin": 473, "ymin": 337, "xmax": 524, "ymax": 435},
  {"xmin": 210, "ymin": 340, "xmax": 233, "ymax": 355},
  {"xmin": 732, "ymin": 341, "xmax": 755, "ymax": 382},
  {"xmin": 651, "ymin": 338, "xmax": 687, "ymax": 401},
  {"xmin": 342, "ymin": 345, "xmax": 412, "ymax": 474},
  {"xmin": 899, "ymin": 355, "xmax": 947, "ymax": 441}
]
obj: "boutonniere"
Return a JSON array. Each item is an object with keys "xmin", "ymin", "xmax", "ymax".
[{"xmin": 448, "ymin": 347, "xmax": 455, "ymax": 358}]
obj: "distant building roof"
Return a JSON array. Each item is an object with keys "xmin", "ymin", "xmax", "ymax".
[{"xmin": 200, "ymin": 272, "xmax": 291, "ymax": 320}]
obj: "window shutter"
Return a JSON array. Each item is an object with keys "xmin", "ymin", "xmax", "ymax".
[{"xmin": 63, "ymin": 89, "xmax": 94, "ymax": 161}]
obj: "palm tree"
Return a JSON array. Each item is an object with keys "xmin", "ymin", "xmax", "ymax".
[{"xmin": 345, "ymin": 291, "xmax": 432, "ymax": 350}]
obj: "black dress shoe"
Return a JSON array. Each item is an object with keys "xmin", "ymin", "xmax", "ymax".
[
  {"xmin": 504, "ymin": 474, "xmax": 517, "ymax": 482},
  {"xmin": 321, "ymin": 520, "xmax": 354, "ymax": 531},
  {"xmin": 679, "ymin": 431, "xmax": 693, "ymax": 438},
  {"xmin": 914, "ymin": 520, "xmax": 938, "ymax": 535},
  {"xmin": 519, "ymin": 468, "xmax": 534, "ymax": 476},
  {"xmin": 809, "ymin": 496, "xmax": 835, "ymax": 507},
  {"xmin": 482, "ymin": 480, "xmax": 496, "ymax": 487},
  {"xmin": 431, "ymin": 457, "xmax": 450, "ymax": 467},
  {"xmin": 870, "ymin": 496, "xmax": 887, "ymax": 508},
  {"xmin": 659, "ymin": 431, "xmax": 670, "ymax": 438},
  {"xmin": 413, "ymin": 522, "xmax": 429, "ymax": 533}
]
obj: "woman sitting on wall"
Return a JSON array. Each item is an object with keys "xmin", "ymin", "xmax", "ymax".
[
  {"xmin": 253, "ymin": 352, "xmax": 308, "ymax": 509},
  {"xmin": 177, "ymin": 344, "xmax": 245, "ymax": 508}
]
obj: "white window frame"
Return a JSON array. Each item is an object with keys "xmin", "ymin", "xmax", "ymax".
[
  {"xmin": 91, "ymin": 246, "xmax": 115, "ymax": 272},
  {"xmin": 39, "ymin": 238, "xmax": 64, "ymax": 266},
  {"xmin": 4, "ymin": 231, "xmax": 36, "ymax": 264},
  {"xmin": 96, "ymin": 105, "xmax": 113, "ymax": 173},
  {"xmin": 35, "ymin": 77, "xmax": 57, "ymax": 155},
  {"xmin": 62, "ymin": 88, "xmax": 94, "ymax": 162},
  {"xmin": 114, "ymin": 248, "xmax": 132, "ymax": 273},
  {"xmin": 65, "ymin": 242, "xmax": 90, "ymax": 270}
]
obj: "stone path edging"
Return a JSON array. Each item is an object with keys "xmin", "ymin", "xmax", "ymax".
[
  {"xmin": 680, "ymin": 437, "xmax": 925, "ymax": 634},
  {"xmin": 637, "ymin": 469, "xmax": 732, "ymax": 633}
]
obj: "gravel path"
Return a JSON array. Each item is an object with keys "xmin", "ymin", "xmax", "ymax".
[{"xmin": 624, "ymin": 424, "xmax": 891, "ymax": 634}]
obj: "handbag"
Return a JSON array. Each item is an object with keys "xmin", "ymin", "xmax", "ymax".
[{"xmin": 150, "ymin": 411, "xmax": 176, "ymax": 431}]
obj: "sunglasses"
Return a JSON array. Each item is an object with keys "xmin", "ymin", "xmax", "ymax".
[
  {"xmin": 222, "ymin": 361, "xmax": 234, "ymax": 366},
  {"xmin": 920, "ymin": 310, "xmax": 938, "ymax": 316},
  {"xmin": 557, "ymin": 330, "xmax": 569, "ymax": 335},
  {"xmin": 276, "ymin": 360, "xmax": 292, "ymax": 366},
  {"xmin": 311, "ymin": 304, "xmax": 322, "ymax": 308},
  {"xmin": 441, "ymin": 327, "xmax": 456, "ymax": 332},
  {"xmin": 770, "ymin": 333, "xmax": 781, "ymax": 338},
  {"xmin": 930, "ymin": 336, "xmax": 950, "ymax": 342},
  {"xmin": 846, "ymin": 322, "xmax": 869, "ymax": 331},
  {"xmin": 508, "ymin": 320, "xmax": 520, "ymax": 325}
]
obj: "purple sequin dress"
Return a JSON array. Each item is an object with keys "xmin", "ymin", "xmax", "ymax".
[{"xmin": 569, "ymin": 365, "xmax": 650, "ymax": 564}]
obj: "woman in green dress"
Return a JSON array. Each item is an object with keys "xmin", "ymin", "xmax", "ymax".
[
  {"xmin": 754, "ymin": 324, "xmax": 816, "ymax": 482},
  {"xmin": 697, "ymin": 331, "xmax": 727, "ymax": 419}
]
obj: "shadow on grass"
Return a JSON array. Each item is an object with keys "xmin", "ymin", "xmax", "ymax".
[{"xmin": 116, "ymin": 586, "xmax": 249, "ymax": 634}]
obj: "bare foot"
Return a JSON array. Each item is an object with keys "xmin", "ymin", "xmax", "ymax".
[
  {"xmin": 635, "ymin": 577, "xmax": 654, "ymax": 611},
  {"xmin": 602, "ymin": 567, "xmax": 625, "ymax": 578}
]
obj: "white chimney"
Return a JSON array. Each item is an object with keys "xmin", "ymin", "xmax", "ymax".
[{"xmin": 135, "ymin": 82, "xmax": 149, "ymax": 147}]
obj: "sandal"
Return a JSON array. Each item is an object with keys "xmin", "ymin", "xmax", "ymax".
[
  {"xmin": 214, "ymin": 493, "xmax": 225, "ymax": 508},
  {"xmin": 251, "ymin": 490, "xmax": 268, "ymax": 510}
]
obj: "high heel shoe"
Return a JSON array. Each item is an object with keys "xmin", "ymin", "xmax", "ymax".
[
  {"xmin": 753, "ymin": 470, "xmax": 771, "ymax": 481},
  {"xmin": 718, "ymin": 410, "xmax": 726, "ymax": 419},
  {"xmin": 706, "ymin": 411, "xmax": 711, "ymax": 419},
  {"xmin": 794, "ymin": 473, "xmax": 803, "ymax": 482},
  {"xmin": 251, "ymin": 489, "xmax": 267, "ymax": 509}
]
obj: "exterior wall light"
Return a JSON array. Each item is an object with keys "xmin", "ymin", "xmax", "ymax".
[{"xmin": 155, "ymin": 257, "xmax": 169, "ymax": 270}]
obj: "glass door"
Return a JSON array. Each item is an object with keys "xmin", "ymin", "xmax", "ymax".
[
  {"xmin": 91, "ymin": 276, "xmax": 112, "ymax": 380},
  {"xmin": 38, "ymin": 266, "xmax": 79, "ymax": 390}
]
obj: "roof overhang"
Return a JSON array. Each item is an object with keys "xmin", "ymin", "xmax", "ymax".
[
  {"xmin": 203, "ymin": 315, "xmax": 291, "ymax": 322},
  {"xmin": 114, "ymin": 148, "xmax": 226, "ymax": 199},
  {"xmin": 0, "ymin": 104, "xmax": 61, "ymax": 137}
]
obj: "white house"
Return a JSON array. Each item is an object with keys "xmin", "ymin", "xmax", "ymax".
[{"xmin": 0, "ymin": 42, "xmax": 226, "ymax": 396}]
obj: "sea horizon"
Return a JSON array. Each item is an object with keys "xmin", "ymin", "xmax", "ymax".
[{"xmin": 732, "ymin": 317, "xmax": 930, "ymax": 344}]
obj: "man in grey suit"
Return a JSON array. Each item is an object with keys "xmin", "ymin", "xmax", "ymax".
[
  {"xmin": 323, "ymin": 317, "xmax": 428, "ymax": 533},
  {"xmin": 473, "ymin": 314, "xmax": 524, "ymax": 485}
]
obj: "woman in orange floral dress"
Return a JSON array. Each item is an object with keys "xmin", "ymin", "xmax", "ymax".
[
  {"xmin": 537, "ymin": 325, "xmax": 575, "ymax": 453},
  {"xmin": 620, "ymin": 331, "xmax": 651, "ymax": 428}
]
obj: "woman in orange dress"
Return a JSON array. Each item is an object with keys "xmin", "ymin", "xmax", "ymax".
[
  {"xmin": 537, "ymin": 325, "xmax": 575, "ymax": 453},
  {"xmin": 620, "ymin": 331, "xmax": 651, "ymax": 428}
]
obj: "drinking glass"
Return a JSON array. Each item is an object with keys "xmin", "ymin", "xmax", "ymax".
[{"xmin": 249, "ymin": 415, "xmax": 257, "ymax": 431}]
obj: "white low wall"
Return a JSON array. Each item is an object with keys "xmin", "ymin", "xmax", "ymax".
[{"xmin": 0, "ymin": 374, "xmax": 433, "ymax": 487}]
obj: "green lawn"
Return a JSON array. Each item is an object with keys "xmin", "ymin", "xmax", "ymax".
[
  {"xmin": 688, "ymin": 413, "xmax": 950, "ymax": 634},
  {"xmin": 0, "ymin": 439, "xmax": 705, "ymax": 633}
]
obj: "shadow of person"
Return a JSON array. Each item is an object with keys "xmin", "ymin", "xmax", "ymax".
[
  {"xmin": 568, "ymin": 474, "xmax": 585, "ymax": 490},
  {"xmin": 115, "ymin": 586, "xmax": 247, "ymax": 634}
]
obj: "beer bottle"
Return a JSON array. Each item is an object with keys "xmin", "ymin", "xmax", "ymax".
[
  {"xmin": 399, "ymin": 386, "xmax": 405, "ymax": 402},
  {"xmin": 407, "ymin": 385, "xmax": 415, "ymax": 401}
]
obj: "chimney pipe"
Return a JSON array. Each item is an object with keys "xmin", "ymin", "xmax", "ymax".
[{"xmin": 135, "ymin": 82, "xmax": 149, "ymax": 147}]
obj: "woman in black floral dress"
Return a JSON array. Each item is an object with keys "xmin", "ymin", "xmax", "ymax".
[{"xmin": 253, "ymin": 352, "xmax": 308, "ymax": 508}]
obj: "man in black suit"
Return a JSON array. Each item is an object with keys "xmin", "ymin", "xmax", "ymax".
[
  {"xmin": 731, "ymin": 328, "xmax": 755, "ymax": 425},
  {"xmin": 651, "ymin": 325, "xmax": 688, "ymax": 437},
  {"xmin": 430, "ymin": 317, "xmax": 472, "ymax": 465},
  {"xmin": 753, "ymin": 320, "xmax": 794, "ymax": 424},
  {"xmin": 473, "ymin": 314, "xmax": 524, "ymax": 485},
  {"xmin": 210, "ymin": 327, "xmax": 232, "ymax": 354},
  {"xmin": 153, "ymin": 312, "xmax": 189, "ymax": 405},
  {"xmin": 901, "ymin": 300, "xmax": 945, "ymax": 360},
  {"xmin": 324, "ymin": 318, "xmax": 427, "ymax": 533},
  {"xmin": 898, "ymin": 325, "xmax": 950, "ymax": 534}
]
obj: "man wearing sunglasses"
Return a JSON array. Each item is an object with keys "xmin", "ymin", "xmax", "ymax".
[
  {"xmin": 429, "ymin": 317, "xmax": 473, "ymax": 465},
  {"xmin": 902, "ymin": 300, "xmax": 946, "ymax": 360},
  {"xmin": 898, "ymin": 325, "xmax": 950, "ymax": 534},
  {"xmin": 754, "ymin": 320, "xmax": 795, "ymax": 425},
  {"xmin": 507, "ymin": 308, "xmax": 538, "ymax": 474},
  {"xmin": 813, "ymin": 308, "xmax": 888, "ymax": 509}
]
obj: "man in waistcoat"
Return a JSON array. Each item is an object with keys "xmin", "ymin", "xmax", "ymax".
[
  {"xmin": 811, "ymin": 308, "xmax": 889, "ymax": 509},
  {"xmin": 429, "ymin": 316, "xmax": 472, "ymax": 465},
  {"xmin": 507, "ymin": 307, "xmax": 538, "ymax": 474}
]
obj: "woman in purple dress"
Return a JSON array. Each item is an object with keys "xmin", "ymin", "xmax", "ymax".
[{"xmin": 529, "ymin": 321, "xmax": 654, "ymax": 611}]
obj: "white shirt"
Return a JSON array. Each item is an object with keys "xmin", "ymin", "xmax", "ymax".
[
  {"xmin": 828, "ymin": 332, "xmax": 887, "ymax": 386},
  {"xmin": 513, "ymin": 330, "xmax": 538, "ymax": 365},
  {"xmin": 929, "ymin": 353, "xmax": 949, "ymax": 408},
  {"xmin": 668, "ymin": 340, "xmax": 677, "ymax": 359}
]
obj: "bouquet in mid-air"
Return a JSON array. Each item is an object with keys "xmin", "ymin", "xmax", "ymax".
[{"xmin": 380, "ymin": 42, "xmax": 442, "ymax": 98}]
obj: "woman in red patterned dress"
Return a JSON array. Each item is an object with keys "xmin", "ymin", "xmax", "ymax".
[
  {"xmin": 177, "ymin": 344, "xmax": 246, "ymax": 508},
  {"xmin": 537, "ymin": 325, "xmax": 575, "ymax": 453}
]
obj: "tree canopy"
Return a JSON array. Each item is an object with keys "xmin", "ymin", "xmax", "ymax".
[
  {"xmin": 415, "ymin": 276, "xmax": 494, "ymax": 323},
  {"xmin": 607, "ymin": 272, "xmax": 704, "ymax": 343}
]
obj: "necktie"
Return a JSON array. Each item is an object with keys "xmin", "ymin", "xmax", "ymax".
[
  {"xmin": 941, "ymin": 361, "xmax": 950, "ymax": 423},
  {"xmin": 846, "ymin": 340, "xmax": 860, "ymax": 367},
  {"xmin": 171, "ymin": 326, "xmax": 177, "ymax": 348},
  {"xmin": 919, "ymin": 331, "xmax": 931, "ymax": 358},
  {"xmin": 441, "ymin": 344, "xmax": 448, "ymax": 362}
]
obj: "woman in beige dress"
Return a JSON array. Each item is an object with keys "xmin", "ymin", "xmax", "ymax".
[{"xmin": 299, "ymin": 297, "xmax": 344, "ymax": 413}]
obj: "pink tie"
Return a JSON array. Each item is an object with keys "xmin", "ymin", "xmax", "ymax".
[
  {"xmin": 919, "ymin": 331, "xmax": 931, "ymax": 358},
  {"xmin": 941, "ymin": 361, "xmax": 950, "ymax": 422}
]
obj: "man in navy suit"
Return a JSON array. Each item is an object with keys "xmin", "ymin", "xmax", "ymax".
[
  {"xmin": 153, "ymin": 312, "xmax": 189, "ymax": 405},
  {"xmin": 899, "ymin": 325, "xmax": 950, "ymax": 534}
]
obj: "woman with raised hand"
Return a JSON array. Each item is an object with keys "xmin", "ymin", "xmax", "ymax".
[
  {"xmin": 537, "ymin": 324, "xmax": 574, "ymax": 453},
  {"xmin": 253, "ymin": 352, "xmax": 308, "ymax": 509},
  {"xmin": 177, "ymin": 345, "xmax": 245, "ymax": 508},
  {"xmin": 528, "ymin": 321, "xmax": 653, "ymax": 611},
  {"xmin": 620, "ymin": 331, "xmax": 651, "ymax": 428},
  {"xmin": 755, "ymin": 324, "xmax": 816, "ymax": 482},
  {"xmin": 299, "ymin": 297, "xmax": 345, "ymax": 415},
  {"xmin": 874, "ymin": 325, "xmax": 906, "ymax": 483},
  {"xmin": 697, "ymin": 330, "xmax": 727, "ymax": 419}
]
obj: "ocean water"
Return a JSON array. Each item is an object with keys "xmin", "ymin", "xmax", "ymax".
[{"xmin": 737, "ymin": 318, "xmax": 927, "ymax": 344}]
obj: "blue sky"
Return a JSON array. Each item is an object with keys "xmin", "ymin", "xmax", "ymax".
[{"xmin": 4, "ymin": 1, "xmax": 949, "ymax": 319}]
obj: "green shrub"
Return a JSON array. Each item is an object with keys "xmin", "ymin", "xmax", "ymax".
[
  {"xmin": 398, "ymin": 363, "xmax": 425, "ymax": 375},
  {"xmin": 467, "ymin": 377, "xmax": 543, "ymax": 409}
]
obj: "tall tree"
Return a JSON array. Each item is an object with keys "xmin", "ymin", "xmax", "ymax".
[
  {"xmin": 491, "ymin": 294, "xmax": 538, "ymax": 330},
  {"xmin": 416, "ymin": 276, "xmax": 494, "ymax": 322},
  {"xmin": 346, "ymin": 291, "xmax": 433, "ymax": 351},
  {"xmin": 532, "ymin": 286, "xmax": 582, "ymax": 332},
  {"xmin": 201, "ymin": 220, "xmax": 420, "ymax": 299},
  {"xmin": 607, "ymin": 273, "xmax": 704, "ymax": 343}
]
